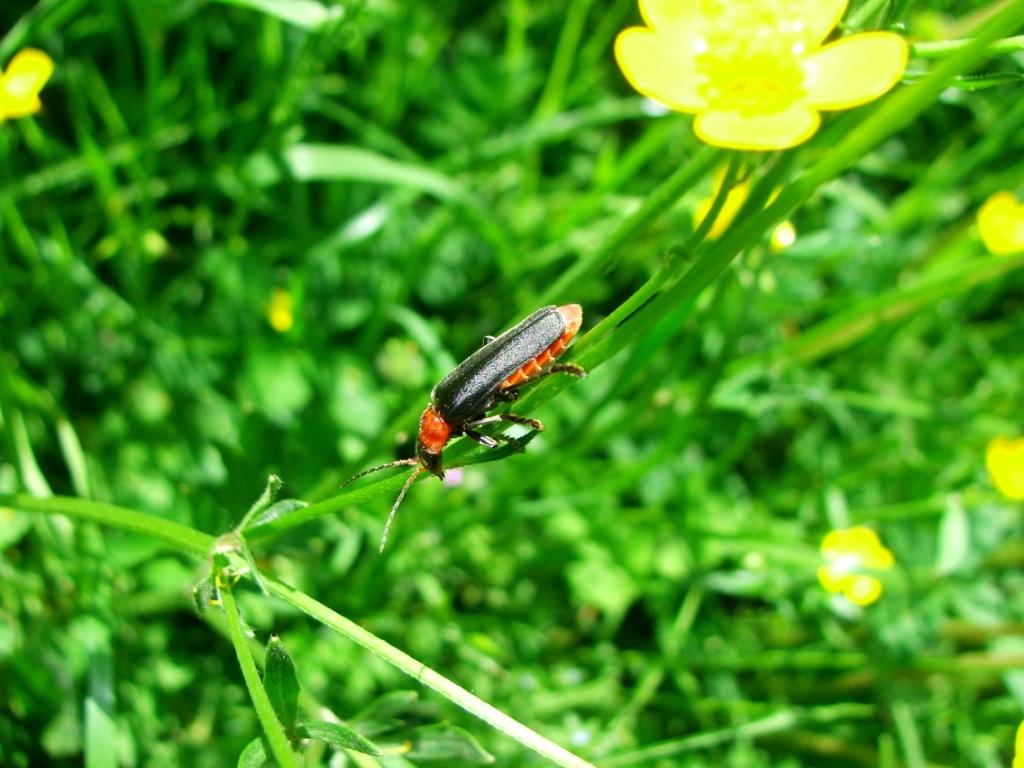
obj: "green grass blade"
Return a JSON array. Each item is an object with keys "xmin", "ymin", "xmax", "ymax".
[{"xmin": 207, "ymin": 0, "xmax": 343, "ymax": 31}]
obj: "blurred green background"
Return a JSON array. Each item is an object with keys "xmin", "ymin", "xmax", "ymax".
[{"xmin": 2, "ymin": 0, "xmax": 1024, "ymax": 766}]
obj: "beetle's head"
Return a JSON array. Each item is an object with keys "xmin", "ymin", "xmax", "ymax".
[
  {"xmin": 415, "ymin": 442, "xmax": 444, "ymax": 479},
  {"xmin": 415, "ymin": 405, "xmax": 451, "ymax": 479},
  {"xmin": 339, "ymin": 405, "xmax": 453, "ymax": 552}
]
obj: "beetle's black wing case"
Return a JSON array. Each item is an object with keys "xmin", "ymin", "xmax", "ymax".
[{"xmin": 431, "ymin": 306, "xmax": 566, "ymax": 422}]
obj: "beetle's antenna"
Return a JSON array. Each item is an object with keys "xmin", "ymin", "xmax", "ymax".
[
  {"xmin": 379, "ymin": 465, "xmax": 425, "ymax": 552},
  {"xmin": 341, "ymin": 458, "xmax": 419, "ymax": 488}
]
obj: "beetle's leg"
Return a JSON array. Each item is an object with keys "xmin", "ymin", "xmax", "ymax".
[
  {"xmin": 463, "ymin": 426, "xmax": 527, "ymax": 453},
  {"xmin": 534, "ymin": 362, "xmax": 587, "ymax": 381},
  {"xmin": 494, "ymin": 387, "xmax": 520, "ymax": 403},
  {"xmin": 463, "ymin": 428, "xmax": 500, "ymax": 449},
  {"xmin": 465, "ymin": 412, "xmax": 545, "ymax": 432},
  {"xmin": 499, "ymin": 412, "xmax": 544, "ymax": 431},
  {"xmin": 466, "ymin": 411, "xmax": 543, "ymax": 431},
  {"xmin": 464, "ymin": 414, "xmax": 502, "ymax": 429},
  {"xmin": 462, "ymin": 413, "xmax": 540, "ymax": 453}
]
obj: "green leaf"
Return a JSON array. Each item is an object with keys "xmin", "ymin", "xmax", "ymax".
[
  {"xmin": 208, "ymin": 0, "xmax": 342, "ymax": 31},
  {"xmin": 56, "ymin": 418, "xmax": 91, "ymax": 497},
  {"xmin": 245, "ymin": 475, "xmax": 283, "ymax": 523},
  {"xmin": 350, "ymin": 690, "xmax": 419, "ymax": 736},
  {"xmin": 0, "ymin": 508, "xmax": 32, "ymax": 549},
  {"xmin": 736, "ymin": 253, "xmax": 1024, "ymax": 371},
  {"xmin": 252, "ymin": 499, "xmax": 309, "ymax": 528},
  {"xmin": 404, "ymin": 724, "xmax": 495, "ymax": 764},
  {"xmin": 566, "ymin": 543, "xmax": 637, "ymax": 623},
  {"xmin": 9, "ymin": 408, "xmax": 51, "ymax": 497},
  {"xmin": 240, "ymin": 350, "xmax": 312, "ymax": 427},
  {"xmin": 994, "ymin": 637, "xmax": 1024, "ymax": 710},
  {"xmin": 84, "ymin": 684, "xmax": 117, "ymax": 768},
  {"xmin": 84, "ymin": 622, "xmax": 116, "ymax": 768},
  {"xmin": 283, "ymin": 144, "xmax": 466, "ymax": 201},
  {"xmin": 238, "ymin": 476, "xmax": 289, "ymax": 532},
  {"xmin": 935, "ymin": 496, "xmax": 970, "ymax": 576},
  {"xmin": 264, "ymin": 636, "xmax": 300, "ymax": 731},
  {"xmin": 237, "ymin": 737, "xmax": 268, "ymax": 768},
  {"xmin": 299, "ymin": 721, "xmax": 382, "ymax": 755},
  {"xmin": 191, "ymin": 578, "xmax": 211, "ymax": 617},
  {"xmin": 42, "ymin": 699, "xmax": 82, "ymax": 756}
]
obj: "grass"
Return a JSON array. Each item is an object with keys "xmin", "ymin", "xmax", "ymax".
[{"xmin": 2, "ymin": 0, "xmax": 1024, "ymax": 766}]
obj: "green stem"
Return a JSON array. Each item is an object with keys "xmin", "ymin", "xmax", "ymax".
[
  {"xmin": 1, "ymin": 493, "xmax": 214, "ymax": 556},
  {"xmin": 11, "ymin": 493, "xmax": 597, "ymax": 767},
  {"xmin": 593, "ymin": 584, "xmax": 705, "ymax": 755},
  {"xmin": 248, "ymin": 429, "xmax": 540, "ymax": 541},
  {"xmin": 682, "ymin": 650, "xmax": 1024, "ymax": 674},
  {"xmin": 730, "ymin": 251, "xmax": 1024, "ymax": 372},
  {"xmin": 532, "ymin": 0, "xmax": 594, "ymax": 121},
  {"xmin": 263, "ymin": 576, "xmax": 598, "ymax": 768},
  {"xmin": 602, "ymin": 704, "xmax": 874, "ymax": 767},
  {"xmin": 912, "ymin": 34, "xmax": 1024, "ymax": 58},
  {"xmin": 890, "ymin": 699, "xmax": 926, "ymax": 768},
  {"xmin": 843, "ymin": 0, "xmax": 888, "ymax": 28},
  {"xmin": 220, "ymin": 583, "xmax": 300, "ymax": 768},
  {"xmin": 538, "ymin": 144, "xmax": 720, "ymax": 304}
]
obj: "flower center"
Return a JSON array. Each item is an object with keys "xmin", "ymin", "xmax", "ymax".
[{"xmin": 693, "ymin": 0, "xmax": 811, "ymax": 114}]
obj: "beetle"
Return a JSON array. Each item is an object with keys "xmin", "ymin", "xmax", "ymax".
[{"xmin": 343, "ymin": 304, "xmax": 586, "ymax": 550}]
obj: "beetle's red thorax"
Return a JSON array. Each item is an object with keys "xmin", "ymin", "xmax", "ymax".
[
  {"xmin": 500, "ymin": 304, "xmax": 582, "ymax": 389},
  {"xmin": 417, "ymin": 405, "xmax": 452, "ymax": 455}
]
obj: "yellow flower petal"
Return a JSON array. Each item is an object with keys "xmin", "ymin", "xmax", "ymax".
[
  {"xmin": 864, "ymin": 543, "xmax": 894, "ymax": 570},
  {"xmin": 638, "ymin": 0, "xmax": 702, "ymax": 31},
  {"xmin": 977, "ymin": 192, "xmax": 1024, "ymax": 256},
  {"xmin": 803, "ymin": 32, "xmax": 908, "ymax": 110},
  {"xmin": 986, "ymin": 437, "xmax": 1024, "ymax": 501},
  {"xmin": 694, "ymin": 105, "xmax": 819, "ymax": 151},
  {"xmin": 799, "ymin": 0, "xmax": 849, "ymax": 45},
  {"xmin": 615, "ymin": 26, "xmax": 706, "ymax": 112},
  {"xmin": 844, "ymin": 574, "xmax": 882, "ymax": 606},
  {"xmin": 817, "ymin": 564, "xmax": 845, "ymax": 593},
  {"xmin": 843, "ymin": 525, "xmax": 881, "ymax": 552},
  {"xmin": 820, "ymin": 528, "xmax": 849, "ymax": 556},
  {"xmin": 0, "ymin": 48, "xmax": 54, "ymax": 119},
  {"xmin": 1014, "ymin": 720, "xmax": 1024, "ymax": 768},
  {"xmin": 818, "ymin": 526, "xmax": 894, "ymax": 606}
]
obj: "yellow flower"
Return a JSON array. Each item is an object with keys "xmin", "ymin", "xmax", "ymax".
[
  {"xmin": 977, "ymin": 191, "xmax": 1024, "ymax": 255},
  {"xmin": 1014, "ymin": 720, "xmax": 1024, "ymax": 768},
  {"xmin": 817, "ymin": 526, "xmax": 894, "ymax": 607},
  {"xmin": 267, "ymin": 289, "xmax": 294, "ymax": 333},
  {"xmin": 986, "ymin": 437, "xmax": 1024, "ymax": 501},
  {"xmin": 615, "ymin": 0, "xmax": 908, "ymax": 151},
  {"xmin": 693, "ymin": 168, "xmax": 796, "ymax": 247},
  {"xmin": 0, "ymin": 48, "xmax": 54, "ymax": 122}
]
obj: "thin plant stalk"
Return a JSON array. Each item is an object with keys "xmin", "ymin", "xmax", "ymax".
[
  {"xmin": 220, "ymin": 582, "xmax": 300, "ymax": 768},
  {"xmin": 5, "ymin": 493, "xmax": 598, "ymax": 768},
  {"xmin": 264, "ymin": 576, "xmax": 599, "ymax": 768}
]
